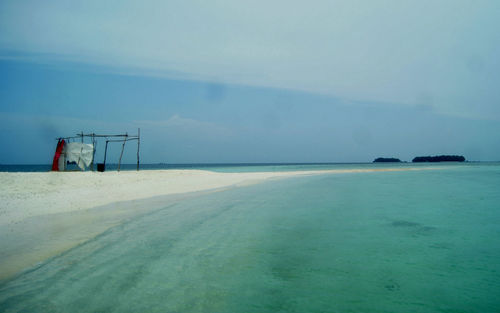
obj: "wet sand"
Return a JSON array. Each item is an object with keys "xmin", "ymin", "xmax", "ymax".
[{"xmin": 0, "ymin": 167, "xmax": 438, "ymax": 280}]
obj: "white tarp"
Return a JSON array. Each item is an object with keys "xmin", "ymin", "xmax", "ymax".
[
  {"xmin": 64, "ymin": 142, "xmax": 94, "ymax": 170},
  {"xmin": 57, "ymin": 150, "xmax": 66, "ymax": 171}
]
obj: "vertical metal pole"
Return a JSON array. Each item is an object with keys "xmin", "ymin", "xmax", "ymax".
[
  {"xmin": 79, "ymin": 131, "xmax": 84, "ymax": 170},
  {"xmin": 103, "ymin": 140, "xmax": 109, "ymax": 166},
  {"xmin": 118, "ymin": 133, "xmax": 127, "ymax": 172},
  {"xmin": 91, "ymin": 134, "xmax": 95, "ymax": 171},
  {"xmin": 137, "ymin": 128, "xmax": 140, "ymax": 171}
]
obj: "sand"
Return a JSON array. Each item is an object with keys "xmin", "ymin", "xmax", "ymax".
[
  {"xmin": 0, "ymin": 167, "xmax": 434, "ymax": 227},
  {"xmin": 0, "ymin": 167, "xmax": 436, "ymax": 280}
]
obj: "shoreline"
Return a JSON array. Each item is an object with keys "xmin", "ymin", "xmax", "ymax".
[
  {"xmin": 0, "ymin": 167, "xmax": 443, "ymax": 227},
  {"xmin": 0, "ymin": 189, "xmax": 217, "ymax": 282},
  {"xmin": 0, "ymin": 167, "xmax": 441, "ymax": 281}
]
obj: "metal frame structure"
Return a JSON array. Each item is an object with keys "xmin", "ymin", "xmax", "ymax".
[{"xmin": 58, "ymin": 128, "xmax": 140, "ymax": 171}]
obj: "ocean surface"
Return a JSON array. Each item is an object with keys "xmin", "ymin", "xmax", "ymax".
[
  {"xmin": 1, "ymin": 163, "xmax": 500, "ymax": 312},
  {"xmin": 0, "ymin": 162, "xmax": 462, "ymax": 173}
]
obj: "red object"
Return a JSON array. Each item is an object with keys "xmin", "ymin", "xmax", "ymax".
[{"xmin": 51, "ymin": 139, "xmax": 65, "ymax": 171}]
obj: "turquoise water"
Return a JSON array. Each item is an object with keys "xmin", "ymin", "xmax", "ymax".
[
  {"xmin": 1, "ymin": 164, "xmax": 500, "ymax": 312},
  {"xmin": 0, "ymin": 162, "xmax": 475, "ymax": 173},
  {"xmin": 1, "ymin": 163, "xmax": 375, "ymax": 172}
]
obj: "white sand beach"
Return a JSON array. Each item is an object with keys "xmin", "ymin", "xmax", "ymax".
[
  {"xmin": 0, "ymin": 167, "xmax": 436, "ymax": 227},
  {"xmin": 0, "ymin": 167, "xmax": 436, "ymax": 280}
]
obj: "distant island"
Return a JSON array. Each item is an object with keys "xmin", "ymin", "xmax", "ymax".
[
  {"xmin": 412, "ymin": 155, "xmax": 466, "ymax": 162},
  {"xmin": 373, "ymin": 157, "xmax": 402, "ymax": 163}
]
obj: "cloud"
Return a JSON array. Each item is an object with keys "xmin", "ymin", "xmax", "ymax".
[
  {"xmin": 1, "ymin": 0, "xmax": 500, "ymax": 119},
  {"xmin": 134, "ymin": 115, "xmax": 233, "ymax": 140}
]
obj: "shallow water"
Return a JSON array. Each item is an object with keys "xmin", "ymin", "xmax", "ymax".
[
  {"xmin": 0, "ymin": 161, "xmax": 481, "ymax": 173},
  {"xmin": 1, "ymin": 164, "xmax": 500, "ymax": 312}
]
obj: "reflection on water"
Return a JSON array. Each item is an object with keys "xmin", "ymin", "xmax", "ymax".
[{"xmin": 1, "ymin": 165, "xmax": 500, "ymax": 312}]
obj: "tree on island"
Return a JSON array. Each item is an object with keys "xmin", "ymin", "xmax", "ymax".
[
  {"xmin": 373, "ymin": 157, "xmax": 402, "ymax": 163},
  {"xmin": 412, "ymin": 155, "xmax": 465, "ymax": 162}
]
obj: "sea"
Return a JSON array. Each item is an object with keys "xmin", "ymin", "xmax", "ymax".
[
  {"xmin": 1, "ymin": 163, "xmax": 499, "ymax": 312},
  {"xmin": 0, "ymin": 162, "xmax": 428, "ymax": 173}
]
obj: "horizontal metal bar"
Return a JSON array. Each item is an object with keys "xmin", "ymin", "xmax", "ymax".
[
  {"xmin": 57, "ymin": 135, "xmax": 139, "ymax": 140},
  {"xmin": 105, "ymin": 138, "xmax": 139, "ymax": 143},
  {"xmin": 77, "ymin": 134, "xmax": 139, "ymax": 138}
]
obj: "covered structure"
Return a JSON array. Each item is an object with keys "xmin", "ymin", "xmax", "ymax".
[{"xmin": 51, "ymin": 129, "xmax": 140, "ymax": 172}]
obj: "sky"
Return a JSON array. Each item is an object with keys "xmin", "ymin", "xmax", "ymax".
[{"xmin": 1, "ymin": 0, "xmax": 499, "ymax": 164}]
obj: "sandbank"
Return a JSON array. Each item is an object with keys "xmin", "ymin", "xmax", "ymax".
[
  {"xmin": 0, "ymin": 167, "xmax": 438, "ymax": 280},
  {"xmin": 0, "ymin": 167, "xmax": 439, "ymax": 227}
]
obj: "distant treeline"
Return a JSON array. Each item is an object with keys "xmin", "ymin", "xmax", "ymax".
[
  {"xmin": 374, "ymin": 155, "xmax": 466, "ymax": 163},
  {"xmin": 412, "ymin": 155, "xmax": 465, "ymax": 162},
  {"xmin": 373, "ymin": 157, "xmax": 401, "ymax": 163}
]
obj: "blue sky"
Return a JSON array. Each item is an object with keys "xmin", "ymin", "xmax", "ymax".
[{"xmin": 1, "ymin": 0, "xmax": 499, "ymax": 163}]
